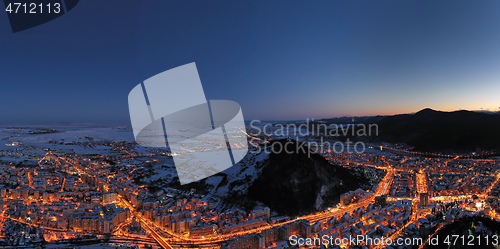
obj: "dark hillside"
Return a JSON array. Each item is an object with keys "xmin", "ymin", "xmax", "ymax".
[{"xmin": 248, "ymin": 139, "xmax": 366, "ymax": 216}]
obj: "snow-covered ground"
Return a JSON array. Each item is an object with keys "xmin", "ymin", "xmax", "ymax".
[
  {"xmin": 0, "ymin": 125, "xmax": 268, "ymax": 197},
  {"xmin": 0, "ymin": 126, "xmax": 135, "ymax": 144},
  {"xmin": 213, "ymin": 148, "xmax": 269, "ymax": 197},
  {"xmin": 0, "ymin": 126, "xmax": 136, "ymax": 163}
]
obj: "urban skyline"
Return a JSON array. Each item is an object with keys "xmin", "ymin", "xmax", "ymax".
[{"xmin": 1, "ymin": 124, "xmax": 500, "ymax": 248}]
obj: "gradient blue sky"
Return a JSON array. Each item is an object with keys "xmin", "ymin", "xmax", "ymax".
[{"xmin": 1, "ymin": 0, "xmax": 500, "ymax": 124}]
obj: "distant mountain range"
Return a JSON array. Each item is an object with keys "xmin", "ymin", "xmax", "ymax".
[
  {"xmin": 367, "ymin": 108, "xmax": 500, "ymax": 153},
  {"xmin": 248, "ymin": 139, "xmax": 366, "ymax": 216}
]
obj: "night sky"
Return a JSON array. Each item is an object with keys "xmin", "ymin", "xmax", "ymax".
[{"xmin": 1, "ymin": 0, "xmax": 500, "ymax": 124}]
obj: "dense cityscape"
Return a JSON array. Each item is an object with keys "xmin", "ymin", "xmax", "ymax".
[{"xmin": 0, "ymin": 125, "xmax": 499, "ymax": 249}]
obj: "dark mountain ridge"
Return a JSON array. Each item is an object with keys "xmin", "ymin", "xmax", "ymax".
[
  {"xmin": 371, "ymin": 108, "xmax": 500, "ymax": 153},
  {"xmin": 248, "ymin": 139, "xmax": 367, "ymax": 216}
]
